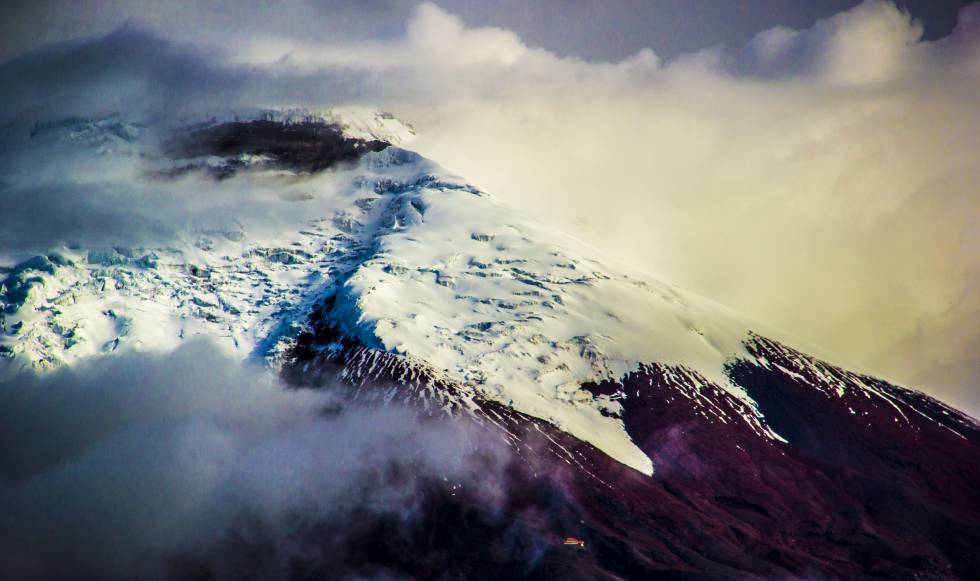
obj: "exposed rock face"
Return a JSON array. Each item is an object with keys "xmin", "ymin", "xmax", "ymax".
[
  {"xmin": 162, "ymin": 119, "xmax": 390, "ymax": 178},
  {"xmin": 277, "ymin": 324, "xmax": 980, "ymax": 580}
]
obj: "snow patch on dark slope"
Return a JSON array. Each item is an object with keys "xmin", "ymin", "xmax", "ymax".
[{"xmin": 1, "ymin": 112, "xmax": 979, "ymax": 578}]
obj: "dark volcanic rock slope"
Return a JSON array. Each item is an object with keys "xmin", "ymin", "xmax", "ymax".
[
  {"xmin": 162, "ymin": 118, "xmax": 390, "ymax": 179},
  {"xmin": 279, "ymin": 308, "xmax": 980, "ymax": 580}
]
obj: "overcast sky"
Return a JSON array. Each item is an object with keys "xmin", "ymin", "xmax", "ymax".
[{"xmin": 1, "ymin": 0, "xmax": 976, "ymax": 63}]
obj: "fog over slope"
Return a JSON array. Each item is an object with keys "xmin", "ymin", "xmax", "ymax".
[
  {"xmin": 1, "ymin": 0, "xmax": 978, "ymax": 415},
  {"xmin": 0, "ymin": 341, "xmax": 510, "ymax": 579}
]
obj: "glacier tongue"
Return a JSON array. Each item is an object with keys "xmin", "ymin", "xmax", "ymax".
[
  {"xmin": 326, "ymin": 148, "xmax": 773, "ymax": 475},
  {"xmin": 1, "ymin": 117, "xmax": 781, "ymax": 475}
]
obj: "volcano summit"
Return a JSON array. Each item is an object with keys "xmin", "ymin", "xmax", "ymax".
[{"xmin": 0, "ymin": 110, "xmax": 978, "ymax": 580}]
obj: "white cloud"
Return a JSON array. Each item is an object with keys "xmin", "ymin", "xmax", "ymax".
[
  {"xmin": 740, "ymin": 0, "xmax": 924, "ymax": 84},
  {"xmin": 366, "ymin": 1, "xmax": 980, "ymax": 414},
  {"xmin": 0, "ymin": 340, "xmax": 509, "ymax": 579},
  {"xmin": 407, "ymin": 2, "xmax": 528, "ymax": 66}
]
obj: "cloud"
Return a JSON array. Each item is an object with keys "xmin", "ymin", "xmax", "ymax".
[
  {"xmin": 0, "ymin": 340, "xmax": 509, "ymax": 580},
  {"xmin": 0, "ymin": 28, "xmax": 233, "ymax": 124},
  {"xmin": 379, "ymin": 2, "xmax": 980, "ymax": 415},
  {"xmin": 737, "ymin": 0, "xmax": 924, "ymax": 84},
  {"xmin": 0, "ymin": 0, "xmax": 978, "ymax": 417},
  {"xmin": 406, "ymin": 2, "xmax": 528, "ymax": 66}
]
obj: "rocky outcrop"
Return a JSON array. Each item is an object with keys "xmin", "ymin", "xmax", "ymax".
[{"xmin": 276, "ymin": 328, "xmax": 980, "ymax": 579}]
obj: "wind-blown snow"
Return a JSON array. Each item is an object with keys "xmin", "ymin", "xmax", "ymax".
[{"xmin": 1, "ymin": 112, "xmax": 790, "ymax": 475}]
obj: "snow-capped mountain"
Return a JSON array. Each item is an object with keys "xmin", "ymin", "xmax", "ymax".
[{"xmin": 2, "ymin": 111, "xmax": 978, "ymax": 579}]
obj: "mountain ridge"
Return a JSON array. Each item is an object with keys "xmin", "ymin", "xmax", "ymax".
[{"xmin": 1, "ymin": 112, "xmax": 978, "ymax": 578}]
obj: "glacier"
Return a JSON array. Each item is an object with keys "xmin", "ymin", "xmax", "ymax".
[{"xmin": 0, "ymin": 109, "xmax": 905, "ymax": 475}]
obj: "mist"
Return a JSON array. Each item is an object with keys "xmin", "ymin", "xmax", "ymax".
[
  {"xmin": 0, "ymin": 340, "xmax": 509, "ymax": 580},
  {"xmin": 0, "ymin": 0, "xmax": 977, "ymax": 416},
  {"xmin": 381, "ymin": 1, "xmax": 980, "ymax": 415}
]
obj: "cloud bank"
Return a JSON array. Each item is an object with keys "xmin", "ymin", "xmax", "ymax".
[
  {"xmin": 0, "ymin": 341, "xmax": 509, "ymax": 580},
  {"xmin": 0, "ymin": 0, "xmax": 978, "ymax": 415}
]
